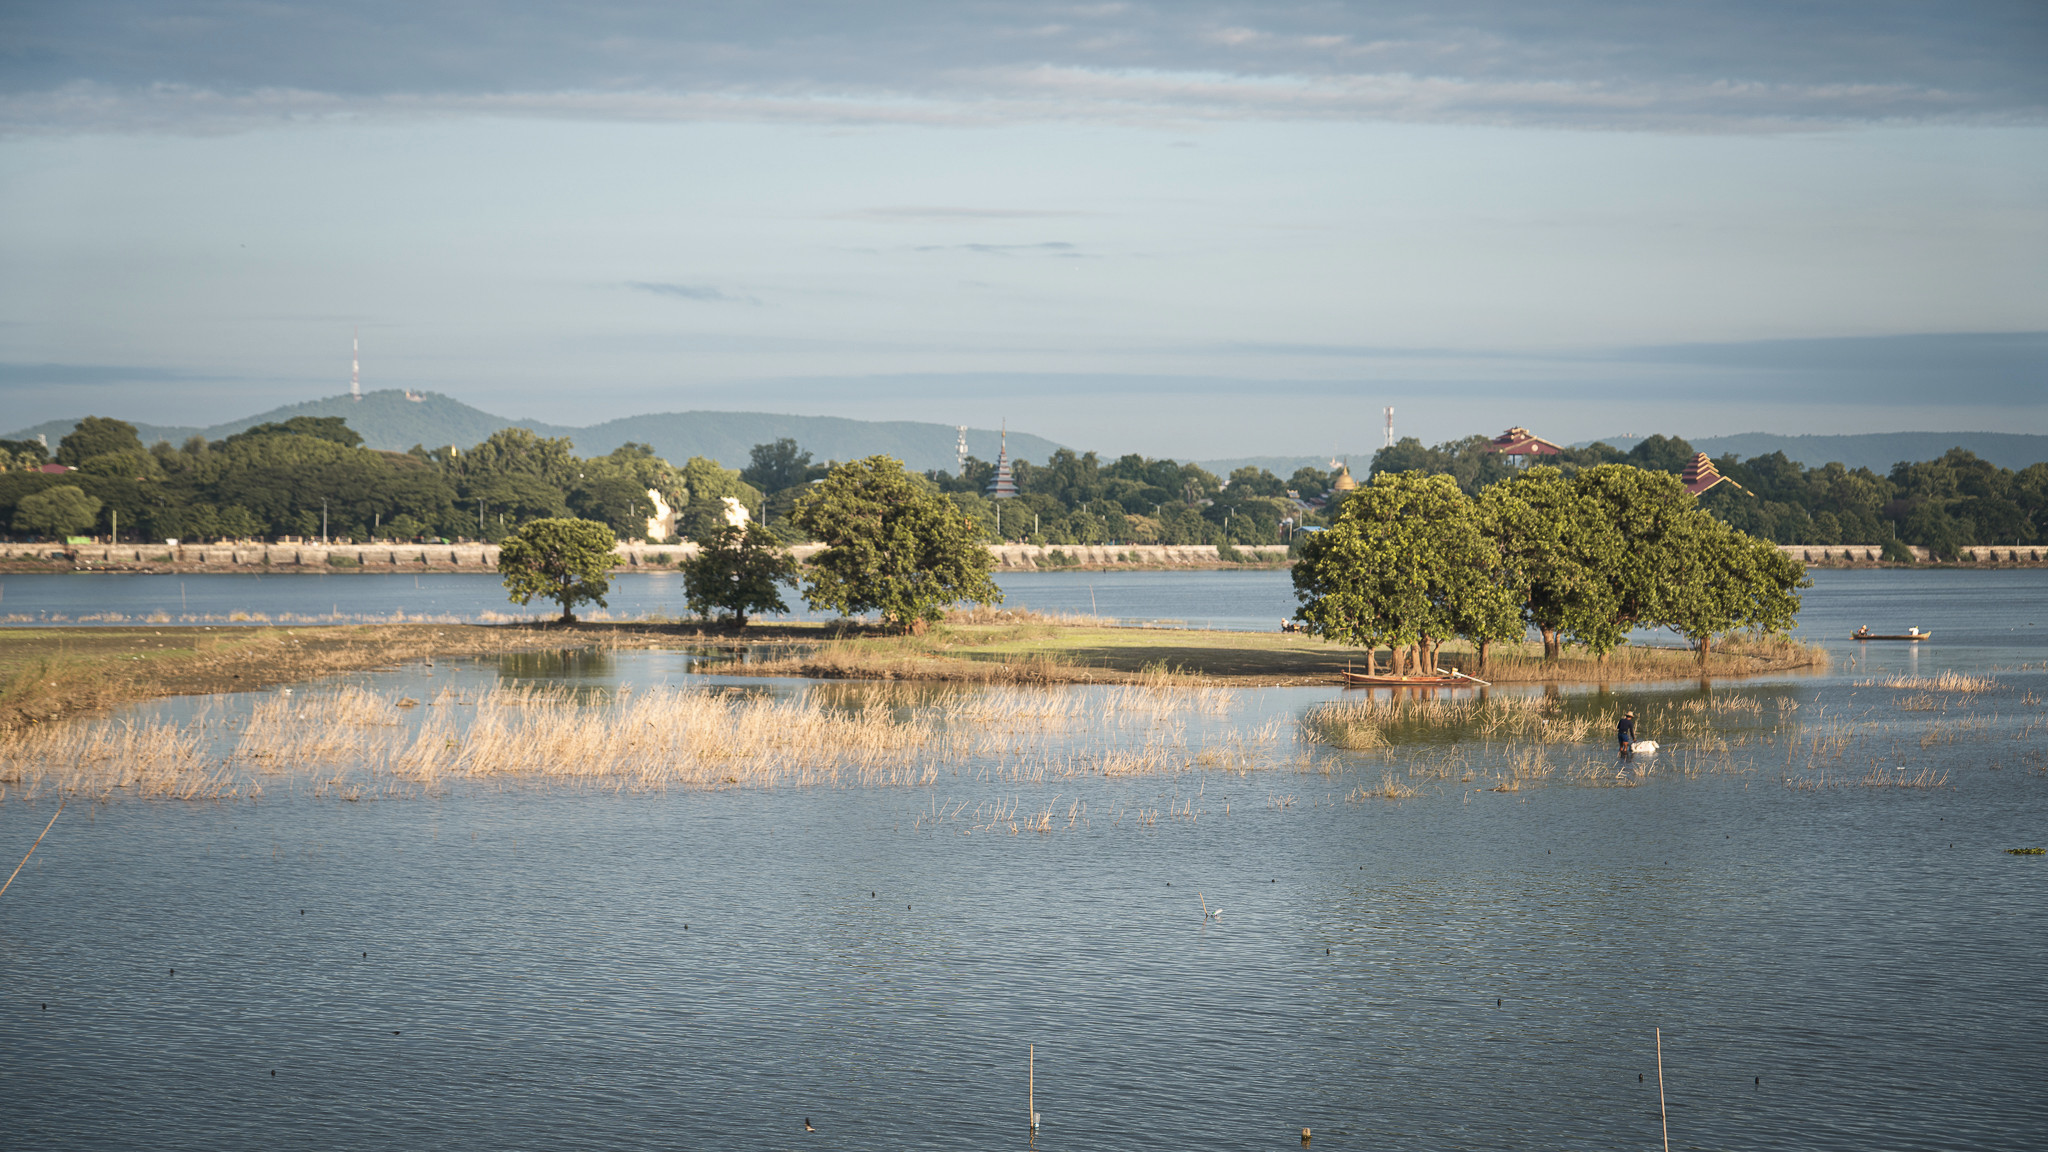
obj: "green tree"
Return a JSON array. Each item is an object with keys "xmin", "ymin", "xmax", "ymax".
[
  {"xmin": 1479, "ymin": 466, "xmax": 1621, "ymax": 659},
  {"xmin": 1653, "ymin": 514, "xmax": 1808, "ymax": 664},
  {"xmin": 57, "ymin": 417, "xmax": 144, "ymax": 466},
  {"xmin": 792, "ymin": 456, "xmax": 1001, "ymax": 630},
  {"xmin": 497, "ymin": 517, "xmax": 618, "ymax": 623},
  {"xmin": 682, "ymin": 522, "xmax": 798, "ymax": 627},
  {"xmin": 13, "ymin": 485, "xmax": 101, "ymax": 539},
  {"xmin": 1292, "ymin": 472, "xmax": 1519, "ymax": 675},
  {"xmin": 1, "ymin": 438, "xmax": 48, "ymax": 471},
  {"xmin": 569, "ymin": 443, "xmax": 683, "ymax": 541},
  {"xmin": 741, "ymin": 438, "xmax": 816, "ymax": 495},
  {"xmin": 676, "ymin": 457, "xmax": 764, "ymax": 540},
  {"xmin": 1625, "ymin": 434, "xmax": 1696, "ymax": 474},
  {"xmin": 222, "ymin": 416, "xmax": 363, "ymax": 448},
  {"xmin": 1569, "ymin": 464, "xmax": 1703, "ymax": 649}
]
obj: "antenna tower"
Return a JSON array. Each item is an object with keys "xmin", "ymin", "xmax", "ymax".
[
  {"xmin": 351, "ymin": 328, "xmax": 361, "ymax": 402},
  {"xmin": 1383, "ymin": 406, "xmax": 1394, "ymax": 448},
  {"xmin": 956, "ymin": 425, "xmax": 968, "ymax": 475}
]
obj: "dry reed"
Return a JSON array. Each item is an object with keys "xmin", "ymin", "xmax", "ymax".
[{"xmin": 1858, "ymin": 672, "xmax": 1997, "ymax": 693}]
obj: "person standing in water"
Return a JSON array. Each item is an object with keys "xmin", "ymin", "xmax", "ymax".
[{"xmin": 1618, "ymin": 710, "xmax": 1637, "ymax": 754}]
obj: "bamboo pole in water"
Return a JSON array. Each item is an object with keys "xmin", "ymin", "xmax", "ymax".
[
  {"xmin": 0, "ymin": 799, "xmax": 64, "ymax": 899},
  {"xmin": 1029, "ymin": 1044, "xmax": 1038, "ymax": 1131},
  {"xmin": 1656, "ymin": 1028, "xmax": 1670, "ymax": 1152}
]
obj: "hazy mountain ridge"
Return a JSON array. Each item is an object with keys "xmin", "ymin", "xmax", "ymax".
[{"xmin": 6, "ymin": 392, "xmax": 1065, "ymax": 474}]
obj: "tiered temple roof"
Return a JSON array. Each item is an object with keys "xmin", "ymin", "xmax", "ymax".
[
  {"xmin": 986, "ymin": 441, "xmax": 1020, "ymax": 499},
  {"xmin": 1681, "ymin": 453, "xmax": 1745, "ymax": 496},
  {"xmin": 1486, "ymin": 427, "xmax": 1564, "ymax": 458}
]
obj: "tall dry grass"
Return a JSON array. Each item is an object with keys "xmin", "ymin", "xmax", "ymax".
[
  {"xmin": 0, "ymin": 679, "xmax": 1277, "ymax": 800},
  {"xmin": 0, "ymin": 711, "xmax": 236, "ymax": 800},
  {"xmin": 1858, "ymin": 672, "xmax": 1997, "ymax": 693}
]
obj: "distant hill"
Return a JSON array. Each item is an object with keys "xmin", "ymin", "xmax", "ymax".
[
  {"xmin": 6, "ymin": 391, "xmax": 1065, "ymax": 474},
  {"xmin": 1587, "ymin": 432, "xmax": 2048, "ymax": 473}
]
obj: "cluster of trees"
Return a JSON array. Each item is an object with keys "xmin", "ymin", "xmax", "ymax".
[
  {"xmin": 1294, "ymin": 465, "xmax": 1807, "ymax": 669},
  {"xmin": 1371, "ymin": 433, "xmax": 2048, "ymax": 555},
  {"xmin": 921, "ymin": 449, "xmax": 1328, "ymax": 546},
  {"xmin": 507, "ymin": 456, "xmax": 999, "ymax": 629},
  {"xmin": 1, "ymin": 416, "xmax": 759, "ymax": 545}
]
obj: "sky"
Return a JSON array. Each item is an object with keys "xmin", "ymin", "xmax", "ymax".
[{"xmin": 3, "ymin": 1, "xmax": 2045, "ymax": 459}]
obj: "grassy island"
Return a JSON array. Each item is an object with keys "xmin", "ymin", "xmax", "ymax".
[{"xmin": 0, "ymin": 615, "xmax": 1826, "ymax": 733}]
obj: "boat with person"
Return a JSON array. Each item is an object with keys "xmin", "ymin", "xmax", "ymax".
[{"xmin": 1851, "ymin": 626, "xmax": 1931, "ymax": 640}]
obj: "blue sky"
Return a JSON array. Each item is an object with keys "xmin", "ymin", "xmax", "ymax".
[{"xmin": 3, "ymin": 1, "xmax": 2044, "ymax": 457}]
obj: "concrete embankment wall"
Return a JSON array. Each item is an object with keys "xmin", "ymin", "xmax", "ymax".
[
  {"xmin": 16, "ymin": 540, "xmax": 2039, "ymax": 572},
  {"xmin": 1777, "ymin": 544, "xmax": 2048, "ymax": 566},
  {"xmin": 0, "ymin": 541, "xmax": 1290, "ymax": 573}
]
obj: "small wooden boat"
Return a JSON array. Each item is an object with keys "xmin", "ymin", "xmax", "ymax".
[
  {"xmin": 1850, "ymin": 630, "xmax": 1931, "ymax": 641},
  {"xmin": 1339, "ymin": 663, "xmax": 1491, "ymax": 687},
  {"xmin": 1340, "ymin": 670, "xmax": 1460, "ymax": 687}
]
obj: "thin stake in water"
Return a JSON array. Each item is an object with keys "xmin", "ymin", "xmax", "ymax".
[
  {"xmin": 0, "ymin": 799, "xmax": 64, "ymax": 899},
  {"xmin": 1656, "ymin": 1027, "xmax": 1670, "ymax": 1152},
  {"xmin": 1029, "ymin": 1044, "xmax": 1039, "ymax": 1131}
]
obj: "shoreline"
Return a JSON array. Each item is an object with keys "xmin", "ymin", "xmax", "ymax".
[
  {"xmin": 1, "ymin": 620, "xmax": 1828, "ymax": 732},
  {"xmin": 7, "ymin": 540, "xmax": 2040, "ymax": 576},
  {"xmin": 0, "ymin": 541, "xmax": 1293, "ymax": 576}
]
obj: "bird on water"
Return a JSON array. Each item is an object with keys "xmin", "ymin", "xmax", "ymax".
[{"xmin": 804, "ymin": 1118, "xmax": 815, "ymax": 1132}]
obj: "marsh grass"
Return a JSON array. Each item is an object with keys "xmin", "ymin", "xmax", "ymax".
[
  {"xmin": 1299, "ymin": 690, "xmax": 1777, "ymax": 751},
  {"xmin": 1462, "ymin": 632, "xmax": 1826, "ymax": 682},
  {"xmin": 1859, "ymin": 672, "xmax": 1997, "ymax": 693},
  {"xmin": 1, "ymin": 679, "xmax": 1276, "ymax": 800}
]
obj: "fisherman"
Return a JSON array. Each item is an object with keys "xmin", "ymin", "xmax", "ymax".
[{"xmin": 1618, "ymin": 710, "xmax": 1637, "ymax": 754}]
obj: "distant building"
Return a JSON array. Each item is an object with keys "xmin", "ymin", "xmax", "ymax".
[
  {"xmin": 986, "ymin": 435, "xmax": 1020, "ymax": 500},
  {"xmin": 1681, "ymin": 453, "xmax": 1746, "ymax": 496},
  {"xmin": 1486, "ymin": 427, "xmax": 1564, "ymax": 465},
  {"xmin": 1330, "ymin": 465, "xmax": 1358, "ymax": 493}
]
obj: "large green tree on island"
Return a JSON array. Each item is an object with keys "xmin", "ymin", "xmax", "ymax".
[
  {"xmin": 682, "ymin": 522, "xmax": 798, "ymax": 627},
  {"xmin": 792, "ymin": 456, "xmax": 1001, "ymax": 631},
  {"xmin": 1292, "ymin": 472, "xmax": 1521, "ymax": 675},
  {"xmin": 497, "ymin": 517, "xmax": 618, "ymax": 623},
  {"xmin": 1301, "ymin": 464, "xmax": 1808, "ymax": 670},
  {"xmin": 1477, "ymin": 466, "xmax": 1624, "ymax": 660}
]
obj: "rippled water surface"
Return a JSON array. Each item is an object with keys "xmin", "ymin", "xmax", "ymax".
[{"xmin": 2, "ymin": 571, "xmax": 2046, "ymax": 1150}]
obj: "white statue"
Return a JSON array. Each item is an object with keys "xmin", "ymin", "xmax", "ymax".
[
  {"xmin": 645, "ymin": 488, "xmax": 676, "ymax": 542},
  {"xmin": 720, "ymin": 496, "xmax": 751, "ymax": 529}
]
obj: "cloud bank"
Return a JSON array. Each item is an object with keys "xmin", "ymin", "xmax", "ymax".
[{"xmin": 5, "ymin": 1, "xmax": 2043, "ymax": 134}]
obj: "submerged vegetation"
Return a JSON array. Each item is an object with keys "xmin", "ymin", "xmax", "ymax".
[{"xmin": 1, "ymin": 658, "xmax": 2027, "ymax": 813}]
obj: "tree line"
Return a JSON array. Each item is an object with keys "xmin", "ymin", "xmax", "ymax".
[
  {"xmin": 1371, "ymin": 433, "xmax": 2048, "ymax": 556},
  {"xmin": 1294, "ymin": 466, "xmax": 1808, "ymax": 670},
  {"xmin": 1, "ymin": 416, "xmax": 760, "ymax": 544}
]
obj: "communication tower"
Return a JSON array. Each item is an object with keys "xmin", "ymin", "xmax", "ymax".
[
  {"xmin": 1384, "ymin": 406, "xmax": 1394, "ymax": 448},
  {"xmin": 351, "ymin": 328, "xmax": 361, "ymax": 402},
  {"xmin": 956, "ymin": 425, "xmax": 968, "ymax": 475}
]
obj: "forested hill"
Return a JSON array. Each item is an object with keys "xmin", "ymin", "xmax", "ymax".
[{"xmin": 4, "ymin": 391, "xmax": 1063, "ymax": 474}]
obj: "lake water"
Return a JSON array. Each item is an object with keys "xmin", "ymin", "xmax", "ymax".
[
  {"xmin": 2, "ymin": 570, "xmax": 2046, "ymax": 1149},
  {"xmin": 4, "ymin": 567, "xmax": 2046, "ymax": 670}
]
